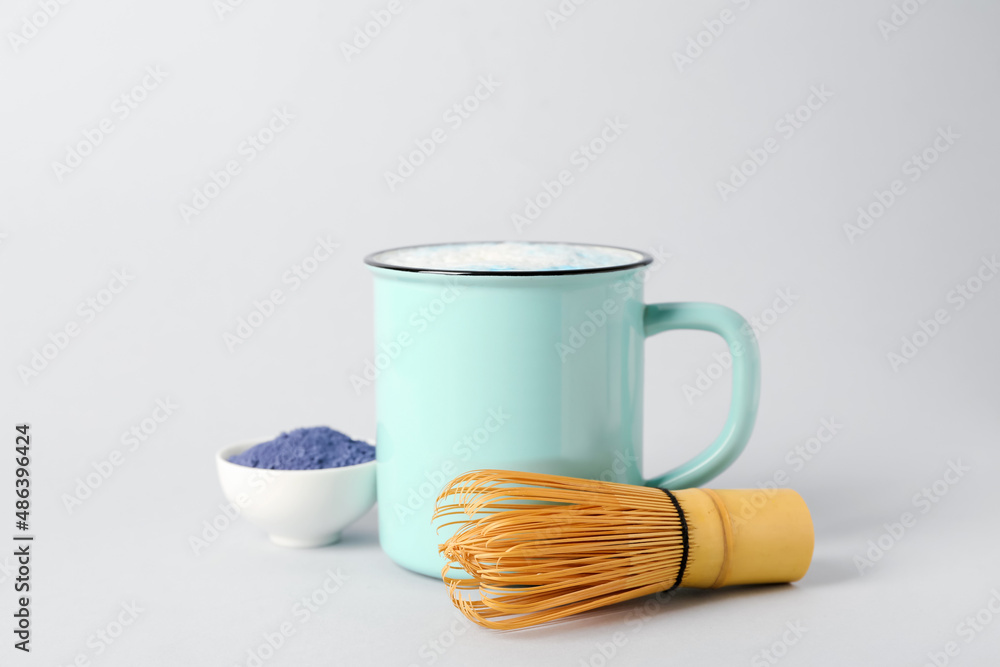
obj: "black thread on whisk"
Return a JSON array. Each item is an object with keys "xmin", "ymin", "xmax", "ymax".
[{"xmin": 661, "ymin": 489, "xmax": 689, "ymax": 591}]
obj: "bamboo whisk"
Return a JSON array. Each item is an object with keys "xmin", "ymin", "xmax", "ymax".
[{"xmin": 434, "ymin": 470, "xmax": 814, "ymax": 630}]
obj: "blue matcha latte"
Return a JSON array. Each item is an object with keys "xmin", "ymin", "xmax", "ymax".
[
  {"xmin": 369, "ymin": 241, "xmax": 644, "ymax": 272},
  {"xmin": 230, "ymin": 427, "xmax": 374, "ymax": 470}
]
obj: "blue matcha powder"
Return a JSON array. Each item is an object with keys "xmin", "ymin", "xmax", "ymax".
[{"xmin": 229, "ymin": 427, "xmax": 374, "ymax": 470}]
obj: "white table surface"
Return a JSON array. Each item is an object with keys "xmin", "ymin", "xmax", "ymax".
[{"xmin": 22, "ymin": 396, "xmax": 998, "ymax": 667}]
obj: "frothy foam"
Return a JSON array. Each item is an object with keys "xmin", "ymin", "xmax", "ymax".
[{"xmin": 370, "ymin": 242, "xmax": 645, "ymax": 272}]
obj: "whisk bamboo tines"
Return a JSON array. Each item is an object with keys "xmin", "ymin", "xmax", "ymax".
[{"xmin": 433, "ymin": 470, "xmax": 814, "ymax": 630}]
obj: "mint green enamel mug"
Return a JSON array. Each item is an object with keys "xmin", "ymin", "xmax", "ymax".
[{"xmin": 364, "ymin": 241, "xmax": 760, "ymax": 577}]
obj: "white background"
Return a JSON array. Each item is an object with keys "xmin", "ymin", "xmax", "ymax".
[{"xmin": 2, "ymin": 0, "xmax": 999, "ymax": 665}]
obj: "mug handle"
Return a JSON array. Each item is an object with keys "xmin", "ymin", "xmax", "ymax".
[{"xmin": 642, "ymin": 302, "xmax": 761, "ymax": 490}]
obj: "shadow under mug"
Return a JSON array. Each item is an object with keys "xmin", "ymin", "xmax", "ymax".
[{"xmin": 365, "ymin": 242, "xmax": 760, "ymax": 578}]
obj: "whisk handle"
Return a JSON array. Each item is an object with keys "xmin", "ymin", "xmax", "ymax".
[{"xmin": 642, "ymin": 302, "xmax": 761, "ymax": 490}]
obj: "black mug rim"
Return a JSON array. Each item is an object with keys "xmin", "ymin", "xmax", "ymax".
[{"xmin": 363, "ymin": 241, "xmax": 654, "ymax": 277}]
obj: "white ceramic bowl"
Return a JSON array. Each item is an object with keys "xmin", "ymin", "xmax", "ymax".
[{"xmin": 216, "ymin": 442, "xmax": 376, "ymax": 548}]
